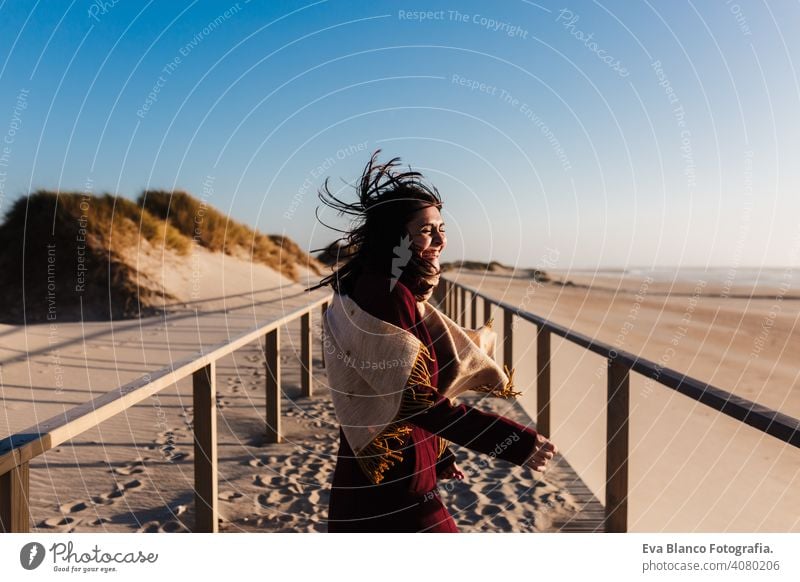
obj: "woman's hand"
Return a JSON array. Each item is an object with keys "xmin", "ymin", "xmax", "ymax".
[
  {"xmin": 524, "ymin": 433, "xmax": 557, "ymax": 473},
  {"xmin": 438, "ymin": 461, "xmax": 465, "ymax": 480}
]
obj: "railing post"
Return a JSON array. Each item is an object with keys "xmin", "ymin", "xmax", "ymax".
[
  {"xmin": 503, "ymin": 308, "xmax": 513, "ymax": 372},
  {"xmin": 536, "ymin": 328, "xmax": 551, "ymax": 437},
  {"xmin": 265, "ymin": 328, "xmax": 281, "ymax": 443},
  {"xmin": 301, "ymin": 312, "xmax": 312, "ymax": 397},
  {"xmin": 433, "ymin": 281, "xmax": 444, "ymax": 307},
  {"xmin": 193, "ymin": 362, "xmax": 218, "ymax": 533},
  {"xmin": 460, "ymin": 286, "xmax": 466, "ymax": 326},
  {"xmin": 447, "ymin": 281, "xmax": 453, "ymax": 318},
  {"xmin": 0, "ymin": 462, "xmax": 30, "ymax": 533},
  {"xmin": 470, "ymin": 292, "xmax": 477, "ymax": 328},
  {"xmin": 320, "ymin": 302, "xmax": 327, "ymax": 369},
  {"xmin": 605, "ymin": 358, "xmax": 630, "ymax": 533},
  {"xmin": 483, "ymin": 297, "xmax": 492, "ymax": 327}
]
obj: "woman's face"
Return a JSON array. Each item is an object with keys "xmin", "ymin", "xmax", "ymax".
[{"xmin": 406, "ymin": 205, "xmax": 446, "ymax": 269}]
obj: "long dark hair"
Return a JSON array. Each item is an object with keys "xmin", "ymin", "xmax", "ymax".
[{"xmin": 306, "ymin": 149, "xmax": 443, "ymax": 298}]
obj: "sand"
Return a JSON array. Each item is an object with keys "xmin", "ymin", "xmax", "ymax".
[
  {"xmin": 0, "ymin": 247, "xmax": 579, "ymax": 533},
  {"xmin": 4, "ymin": 246, "xmax": 795, "ymax": 532},
  {"xmin": 446, "ymin": 267, "xmax": 800, "ymax": 532}
]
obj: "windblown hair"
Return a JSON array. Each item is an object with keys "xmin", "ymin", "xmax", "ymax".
[{"xmin": 306, "ymin": 149, "xmax": 443, "ymax": 298}]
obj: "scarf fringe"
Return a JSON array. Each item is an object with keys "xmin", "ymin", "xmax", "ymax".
[
  {"xmin": 355, "ymin": 342, "xmax": 438, "ymax": 484},
  {"xmin": 472, "ymin": 364, "xmax": 522, "ymax": 399},
  {"xmin": 437, "ymin": 436, "xmax": 450, "ymax": 459}
]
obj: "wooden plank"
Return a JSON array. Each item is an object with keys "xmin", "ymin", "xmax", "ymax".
[
  {"xmin": 0, "ymin": 461, "xmax": 29, "ymax": 533},
  {"xmin": 483, "ymin": 297, "xmax": 492, "ymax": 327},
  {"xmin": 193, "ymin": 363, "xmax": 218, "ymax": 533},
  {"xmin": 265, "ymin": 328, "xmax": 281, "ymax": 444},
  {"xmin": 503, "ymin": 309, "xmax": 513, "ymax": 373},
  {"xmin": 454, "ymin": 281, "xmax": 458, "ymax": 320},
  {"xmin": 470, "ymin": 292, "xmax": 477, "ymax": 328},
  {"xmin": 0, "ymin": 294, "xmax": 331, "ymax": 475},
  {"xmin": 460, "ymin": 286, "xmax": 466, "ymax": 326},
  {"xmin": 536, "ymin": 327, "xmax": 551, "ymax": 438},
  {"xmin": 605, "ymin": 359, "xmax": 630, "ymax": 533},
  {"xmin": 300, "ymin": 312, "xmax": 312, "ymax": 397}
]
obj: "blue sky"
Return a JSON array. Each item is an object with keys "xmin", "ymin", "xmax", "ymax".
[{"xmin": 1, "ymin": 0, "xmax": 798, "ymax": 269}]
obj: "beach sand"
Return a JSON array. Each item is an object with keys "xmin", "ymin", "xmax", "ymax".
[
  {"xmin": 0, "ymin": 248, "xmax": 580, "ymax": 533},
  {"xmin": 3, "ymin": 248, "xmax": 796, "ymax": 532},
  {"xmin": 446, "ymin": 268, "xmax": 800, "ymax": 532}
]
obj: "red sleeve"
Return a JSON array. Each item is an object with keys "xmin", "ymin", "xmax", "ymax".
[{"xmin": 352, "ymin": 274, "xmax": 539, "ymax": 467}]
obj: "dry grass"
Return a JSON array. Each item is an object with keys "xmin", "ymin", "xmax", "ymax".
[
  {"xmin": 0, "ymin": 191, "xmax": 180, "ymax": 322},
  {"xmin": 138, "ymin": 190, "xmax": 325, "ymax": 281},
  {"xmin": 0, "ymin": 189, "xmax": 323, "ymax": 323}
]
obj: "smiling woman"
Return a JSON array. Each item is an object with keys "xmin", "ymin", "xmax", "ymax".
[{"xmin": 305, "ymin": 150, "xmax": 557, "ymax": 533}]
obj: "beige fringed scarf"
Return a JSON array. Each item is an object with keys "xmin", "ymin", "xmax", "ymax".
[{"xmin": 322, "ymin": 292, "xmax": 519, "ymax": 484}]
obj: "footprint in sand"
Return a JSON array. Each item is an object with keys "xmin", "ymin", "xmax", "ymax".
[
  {"xmin": 253, "ymin": 474, "xmax": 284, "ymax": 488},
  {"xmin": 480, "ymin": 486, "xmax": 508, "ymax": 505},
  {"xmin": 155, "ymin": 428, "xmax": 191, "ymax": 462},
  {"xmin": 256, "ymin": 491, "xmax": 294, "ymax": 508},
  {"xmin": 285, "ymin": 477, "xmax": 304, "ymax": 495},
  {"xmin": 450, "ymin": 488, "xmax": 479, "ymax": 512},
  {"xmin": 287, "ymin": 498, "xmax": 312, "ymax": 515},
  {"xmin": 92, "ymin": 478, "xmax": 142, "ymax": 507},
  {"xmin": 90, "ymin": 493, "xmax": 116, "ymax": 506},
  {"xmin": 219, "ymin": 490, "xmax": 243, "ymax": 502},
  {"xmin": 121, "ymin": 479, "xmax": 143, "ymax": 490},
  {"xmin": 41, "ymin": 516, "xmax": 80, "ymax": 529},
  {"xmin": 307, "ymin": 488, "xmax": 330, "ymax": 507},
  {"xmin": 137, "ymin": 514, "xmax": 192, "ymax": 533},
  {"xmin": 58, "ymin": 500, "xmax": 88, "ymax": 514},
  {"xmin": 111, "ymin": 459, "xmax": 148, "ymax": 476}
]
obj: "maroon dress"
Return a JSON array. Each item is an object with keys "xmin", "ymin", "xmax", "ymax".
[{"xmin": 326, "ymin": 271, "xmax": 541, "ymax": 533}]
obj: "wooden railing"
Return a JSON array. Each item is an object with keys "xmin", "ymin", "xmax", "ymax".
[
  {"xmin": 0, "ymin": 294, "xmax": 332, "ymax": 533},
  {"xmin": 433, "ymin": 278, "xmax": 800, "ymax": 533}
]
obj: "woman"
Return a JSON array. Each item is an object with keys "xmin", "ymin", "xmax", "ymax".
[{"xmin": 306, "ymin": 150, "xmax": 557, "ymax": 532}]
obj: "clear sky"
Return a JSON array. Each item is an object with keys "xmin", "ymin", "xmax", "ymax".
[{"xmin": 1, "ymin": 0, "xmax": 798, "ymax": 269}]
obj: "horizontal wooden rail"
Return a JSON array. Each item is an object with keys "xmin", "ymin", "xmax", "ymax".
[{"xmin": 0, "ymin": 293, "xmax": 332, "ymax": 532}]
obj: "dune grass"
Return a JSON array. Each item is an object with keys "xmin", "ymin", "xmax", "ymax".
[
  {"xmin": 138, "ymin": 190, "xmax": 324, "ymax": 281},
  {"xmin": 0, "ymin": 188, "xmax": 324, "ymax": 322}
]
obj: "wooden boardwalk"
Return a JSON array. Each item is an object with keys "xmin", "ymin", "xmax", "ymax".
[{"xmin": 547, "ymin": 453, "xmax": 606, "ymax": 533}]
